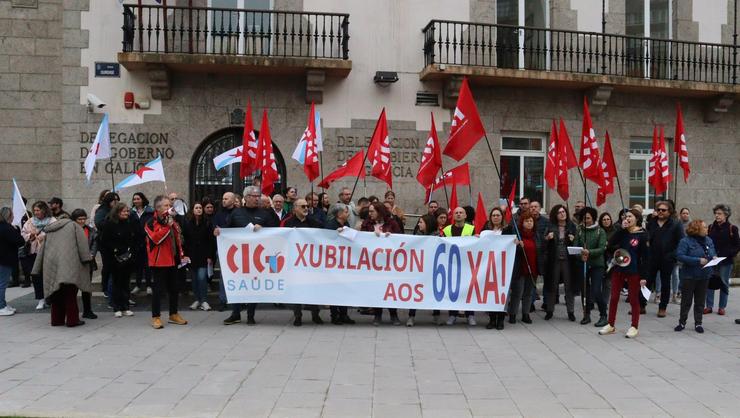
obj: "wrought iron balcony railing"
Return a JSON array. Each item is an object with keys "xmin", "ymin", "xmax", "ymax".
[
  {"xmin": 423, "ymin": 20, "xmax": 737, "ymax": 85},
  {"xmin": 122, "ymin": 4, "xmax": 350, "ymax": 60}
]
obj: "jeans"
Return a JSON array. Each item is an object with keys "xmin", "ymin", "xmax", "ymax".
[
  {"xmin": 706, "ymin": 263, "xmax": 732, "ymax": 309},
  {"xmin": 679, "ymin": 278, "xmax": 708, "ymax": 326},
  {"xmin": 648, "ymin": 259, "xmax": 675, "ymax": 310},
  {"xmin": 135, "ymin": 247, "xmax": 152, "ymax": 289},
  {"xmin": 0, "ymin": 264, "xmax": 11, "ymax": 309},
  {"xmin": 191, "ymin": 267, "xmax": 208, "ymax": 304},
  {"xmin": 584, "ymin": 265, "xmax": 607, "ymax": 316}
]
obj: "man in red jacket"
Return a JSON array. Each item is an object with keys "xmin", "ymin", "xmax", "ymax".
[{"xmin": 145, "ymin": 195, "xmax": 188, "ymax": 329}]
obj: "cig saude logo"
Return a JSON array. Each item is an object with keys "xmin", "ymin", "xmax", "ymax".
[{"xmin": 227, "ymin": 244, "xmax": 285, "ymax": 274}]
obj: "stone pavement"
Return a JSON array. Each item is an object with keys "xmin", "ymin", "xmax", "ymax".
[{"xmin": 1, "ymin": 291, "xmax": 740, "ymax": 418}]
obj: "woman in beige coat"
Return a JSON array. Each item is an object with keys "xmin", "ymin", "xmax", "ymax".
[{"xmin": 31, "ymin": 218, "xmax": 92, "ymax": 327}]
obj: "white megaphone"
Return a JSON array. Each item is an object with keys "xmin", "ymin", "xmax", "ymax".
[{"xmin": 607, "ymin": 248, "xmax": 631, "ymax": 272}]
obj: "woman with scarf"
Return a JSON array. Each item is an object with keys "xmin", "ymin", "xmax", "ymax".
[
  {"xmin": 499, "ymin": 211, "xmax": 539, "ymax": 328},
  {"xmin": 575, "ymin": 207, "xmax": 607, "ymax": 327},
  {"xmin": 675, "ymin": 220, "xmax": 717, "ymax": 333},
  {"xmin": 130, "ymin": 192, "xmax": 154, "ymax": 295},
  {"xmin": 21, "ymin": 201, "xmax": 56, "ymax": 310},
  {"xmin": 360, "ymin": 202, "xmax": 402, "ymax": 326}
]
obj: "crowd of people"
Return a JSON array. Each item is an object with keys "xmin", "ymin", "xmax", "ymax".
[{"xmin": 1, "ymin": 186, "xmax": 738, "ymax": 338}]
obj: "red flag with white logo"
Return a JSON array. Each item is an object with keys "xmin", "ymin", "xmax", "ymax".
[
  {"xmin": 474, "ymin": 192, "xmax": 487, "ymax": 234},
  {"xmin": 416, "ymin": 113, "xmax": 443, "ymax": 188},
  {"xmin": 648, "ymin": 125, "xmax": 671, "ymax": 195},
  {"xmin": 504, "ymin": 179, "xmax": 517, "ymax": 223},
  {"xmin": 302, "ymin": 102, "xmax": 320, "ymax": 182},
  {"xmin": 580, "ymin": 97, "xmax": 603, "ymax": 186},
  {"xmin": 596, "ymin": 131, "xmax": 618, "ymax": 206},
  {"xmin": 674, "ymin": 102, "xmax": 690, "ymax": 183},
  {"xmin": 366, "ymin": 108, "xmax": 392, "ymax": 188},
  {"xmin": 425, "ymin": 163, "xmax": 471, "ymax": 202},
  {"xmin": 545, "ymin": 119, "xmax": 558, "ymax": 190},
  {"xmin": 556, "ymin": 119, "xmax": 576, "ymax": 200},
  {"xmin": 256, "ymin": 110, "xmax": 279, "ymax": 195},
  {"xmin": 443, "ymin": 78, "xmax": 486, "ymax": 161},
  {"xmin": 318, "ymin": 150, "xmax": 365, "ymax": 189},
  {"xmin": 240, "ymin": 101, "xmax": 258, "ymax": 178},
  {"xmin": 447, "ymin": 184, "xmax": 459, "ymax": 220}
]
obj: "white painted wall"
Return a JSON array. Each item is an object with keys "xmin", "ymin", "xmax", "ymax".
[
  {"xmin": 571, "ymin": 0, "xmax": 606, "ymax": 33},
  {"xmin": 80, "ymin": 1, "xmax": 163, "ymax": 124},
  {"xmin": 693, "ymin": 0, "xmax": 727, "ymax": 44}
]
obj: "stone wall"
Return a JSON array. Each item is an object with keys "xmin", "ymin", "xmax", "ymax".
[{"xmin": 0, "ymin": 0, "xmax": 62, "ymax": 205}]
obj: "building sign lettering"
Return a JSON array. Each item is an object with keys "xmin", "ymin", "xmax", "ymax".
[
  {"xmin": 334, "ymin": 134, "xmax": 421, "ymax": 179},
  {"xmin": 78, "ymin": 131, "xmax": 176, "ymax": 175}
]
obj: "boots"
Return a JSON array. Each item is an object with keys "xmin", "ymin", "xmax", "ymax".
[
  {"xmin": 496, "ymin": 312, "xmax": 505, "ymax": 330},
  {"xmin": 486, "ymin": 313, "xmax": 496, "ymax": 329},
  {"xmin": 594, "ymin": 314, "xmax": 608, "ymax": 328},
  {"xmin": 580, "ymin": 311, "xmax": 591, "ymax": 325}
]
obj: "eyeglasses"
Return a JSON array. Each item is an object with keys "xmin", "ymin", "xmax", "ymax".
[{"xmin": 656, "ymin": 208, "xmax": 669, "ymax": 212}]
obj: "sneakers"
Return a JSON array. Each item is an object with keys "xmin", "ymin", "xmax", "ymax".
[
  {"xmin": 674, "ymin": 323, "xmax": 685, "ymax": 331},
  {"xmin": 128, "ymin": 299, "xmax": 137, "ymax": 306},
  {"xmin": 625, "ymin": 326, "xmax": 639, "ymax": 338},
  {"xmin": 717, "ymin": 308, "xmax": 726, "ymax": 316},
  {"xmin": 594, "ymin": 315, "xmax": 608, "ymax": 328},
  {"xmin": 35, "ymin": 300, "xmax": 46, "ymax": 310},
  {"xmin": 168, "ymin": 313, "xmax": 187, "ymax": 325},
  {"xmin": 223, "ymin": 314, "xmax": 241, "ymax": 325},
  {"xmin": 114, "ymin": 311, "xmax": 123, "ymax": 318},
  {"xmin": 695, "ymin": 325, "xmax": 704, "ymax": 333},
  {"xmin": 657, "ymin": 308, "xmax": 667, "ymax": 318},
  {"xmin": 467, "ymin": 316, "xmax": 477, "ymax": 326},
  {"xmin": 703, "ymin": 307, "xmax": 712, "ymax": 314},
  {"xmin": 0, "ymin": 307, "xmax": 15, "ymax": 316},
  {"xmin": 671, "ymin": 293, "xmax": 680, "ymax": 304},
  {"xmin": 146, "ymin": 286, "xmax": 153, "ymax": 295},
  {"xmin": 446, "ymin": 316, "xmax": 457, "ymax": 326},
  {"xmin": 123, "ymin": 310, "xmax": 134, "ymax": 317},
  {"xmin": 200, "ymin": 302, "xmax": 212, "ymax": 311},
  {"xmin": 654, "ymin": 294, "xmax": 660, "ymax": 305},
  {"xmin": 190, "ymin": 301, "xmax": 200, "ymax": 310},
  {"xmin": 151, "ymin": 317, "xmax": 163, "ymax": 329},
  {"xmin": 598, "ymin": 324, "xmax": 616, "ymax": 335},
  {"xmin": 406, "ymin": 317, "xmax": 415, "ymax": 327},
  {"xmin": 131, "ymin": 286, "xmax": 140, "ymax": 294}
]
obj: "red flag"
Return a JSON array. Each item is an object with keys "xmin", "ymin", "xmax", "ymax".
[
  {"xmin": 657, "ymin": 125, "xmax": 672, "ymax": 192},
  {"xmin": 580, "ymin": 97, "xmax": 602, "ymax": 186},
  {"xmin": 504, "ymin": 179, "xmax": 517, "ymax": 223},
  {"xmin": 416, "ymin": 113, "xmax": 443, "ymax": 188},
  {"xmin": 474, "ymin": 192, "xmax": 487, "ymax": 234},
  {"xmin": 648, "ymin": 125, "xmax": 671, "ymax": 195},
  {"xmin": 425, "ymin": 163, "xmax": 471, "ymax": 201},
  {"xmin": 558, "ymin": 118, "xmax": 578, "ymax": 169},
  {"xmin": 301, "ymin": 102, "xmax": 320, "ymax": 182},
  {"xmin": 556, "ymin": 120, "xmax": 574, "ymax": 200},
  {"xmin": 443, "ymin": 78, "xmax": 486, "ymax": 161},
  {"xmin": 596, "ymin": 131, "xmax": 618, "ymax": 206},
  {"xmin": 447, "ymin": 184, "xmax": 459, "ymax": 219},
  {"xmin": 318, "ymin": 150, "xmax": 365, "ymax": 189},
  {"xmin": 545, "ymin": 120, "xmax": 558, "ymax": 190},
  {"xmin": 674, "ymin": 102, "xmax": 690, "ymax": 182},
  {"xmin": 256, "ymin": 110, "xmax": 279, "ymax": 195},
  {"xmin": 366, "ymin": 108, "xmax": 392, "ymax": 188},
  {"xmin": 239, "ymin": 101, "xmax": 258, "ymax": 178}
]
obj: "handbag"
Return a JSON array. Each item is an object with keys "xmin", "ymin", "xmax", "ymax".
[
  {"xmin": 707, "ymin": 273, "xmax": 727, "ymax": 291},
  {"xmin": 114, "ymin": 248, "xmax": 133, "ymax": 264}
]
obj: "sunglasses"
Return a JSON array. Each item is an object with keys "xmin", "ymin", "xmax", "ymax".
[{"xmin": 656, "ymin": 208, "xmax": 669, "ymax": 212}]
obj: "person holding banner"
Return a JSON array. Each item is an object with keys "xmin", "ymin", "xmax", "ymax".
[
  {"xmin": 574, "ymin": 207, "xmax": 607, "ymax": 327},
  {"xmin": 502, "ymin": 211, "xmax": 539, "ymax": 327},
  {"xmin": 145, "ymin": 195, "xmax": 188, "ymax": 329},
  {"xmin": 407, "ymin": 214, "xmax": 442, "ymax": 327},
  {"xmin": 219, "ymin": 186, "xmax": 277, "ymax": 326},
  {"xmin": 675, "ymin": 220, "xmax": 716, "ymax": 333},
  {"xmin": 443, "ymin": 207, "xmax": 477, "ymax": 326},
  {"xmin": 325, "ymin": 203, "xmax": 356, "ymax": 326},
  {"xmin": 283, "ymin": 198, "xmax": 324, "ymax": 326},
  {"xmin": 543, "ymin": 205, "xmax": 577, "ymax": 321},
  {"xmin": 600, "ymin": 209, "xmax": 649, "ymax": 338},
  {"xmin": 481, "ymin": 207, "xmax": 508, "ymax": 329},
  {"xmin": 360, "ymin": 202, "xmax": 402, "ymax": 326}
]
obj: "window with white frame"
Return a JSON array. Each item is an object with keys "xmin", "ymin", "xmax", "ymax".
[
  {"xmin": 500, "ymin": 135, "xmax": 546, "ymax": 208},
  {"xmin": 208, "ymin": 0, "xmax": 272, "ymax": 54}
]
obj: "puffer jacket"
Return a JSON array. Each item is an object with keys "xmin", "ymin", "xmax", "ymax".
[
  {"xmin": 676, "ymin": 235, "xmax": 717, "ymax": 280},
  {"xmin": 574, "ymin": 224, "xmax": 607, "ymax": 268}
]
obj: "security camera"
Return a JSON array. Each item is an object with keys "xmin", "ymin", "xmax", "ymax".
[{"xmin": 86, "ymin": 93, "xmax": 107, "ymax": 111}]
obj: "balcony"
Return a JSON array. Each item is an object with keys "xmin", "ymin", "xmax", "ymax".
[
  {"xmin": 421, "ymin": 20, "xmax": 739, "ymax": 118},
  {"xmin": 118, "ymin": 4, "xmax": 351, "ymax": 102}
]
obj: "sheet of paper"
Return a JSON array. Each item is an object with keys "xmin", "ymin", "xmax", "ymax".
[
  {"xmin": 567, "ymin": 246, "xmax": 584, "ymax": 255},
  {"xmin": 244, "ymin": 223, "xmax": 255, "ymax": 232},
  {"xmin": 702, "ymin": 257, "xmax": 726, "ymax": 268},
  {"xmin": 338, "ymin": 226, "xmax": 358, "ymax": 241},
  {"xmin": 640, "ymin": 285, "xmax": 651, "ymax": 301}
]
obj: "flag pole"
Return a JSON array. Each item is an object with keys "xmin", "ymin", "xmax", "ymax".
[
  {"xmin": 109, "ymin": 157, "xmax": 116, "ymax": 191},
  {"xmin": 319, "ymin": 151, "xmax": 325, "ymax": 191},
  {"xmin": 349, "ymin": 149, "xmax": 371, "ymax": 202},
  {"xmin": 614, "ymin": 167, "xmax": 627, "ymax": 211},
  {"xmin": 672, "ymin": 149, "xmax": 678, "ymax": 205}
]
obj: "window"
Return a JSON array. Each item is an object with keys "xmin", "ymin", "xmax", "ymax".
[
  {"xmin": 496, "ymin": 0, "xmax": 550, "ymax": 70},
  {"xmin": 628, "ymin": 139, "xmax": 671, "ymax": 211},
  {"xmin": 207, "ymin": 0, "xmax": 272, "ymax": 54},
  {"xmin": 625, "ymin": 0, "xmax": 672, "ymax": 79},
  {"xmin": 500, "ymin": 135, "xmax": 545, "ymax": 207}
]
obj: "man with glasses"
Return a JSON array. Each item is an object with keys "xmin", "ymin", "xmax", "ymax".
[
  {"xmin": 216, "ymin": 186, "xmax": 277, "ymax": 325},
  {"xmin": 645, "ymin": 201, "xmax": 685, "ymax": 317}
]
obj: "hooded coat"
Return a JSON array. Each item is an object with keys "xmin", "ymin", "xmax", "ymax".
[{"xmin": 31, "ymin": 218, "xmax": 93, "ymax": 298}]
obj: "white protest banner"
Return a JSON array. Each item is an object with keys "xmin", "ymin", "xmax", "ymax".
[{"xmin": 217, "ymin": 228, "xmax": 516, "ymax": 311}]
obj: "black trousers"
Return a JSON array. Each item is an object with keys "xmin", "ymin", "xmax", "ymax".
[
  {"xmin": 678, "ymin": 278, "xmax": 708, "ymax": 326},
  {"xmin": 646, "ymin": 258, "xmax": 675, "ymax": 309},
  {"xmin": 231, "ymin": 303, "xmax": 256, "ymax": 318},
  {"xmin": 293, "ymin": 304, "xmax": 319, "ymax": 317},
  {"xmin": 151, "ymin": 267, "xmax": 179, "ymax": 317},
  {"xmin": 408, "ymin": 309, "xmax": 440, "ymax": 317},
  {"xmin": 111, "ymin": 262, "xmax": 133, "ymax": 311},
  {"xmin": 448, "ymin": 310, "xmax": 474, "ymax": 317},
  {"xmin": 330, "ymin": 306, "xmax": 350, "ymax": 318},
  {"xmin": 100, "ymin": 254, "xmax": 113, "ymax": 296},
  {"xmin": 508, "ymin": 275, "xmax": 535, "ymax": 318},
  {"xmin": 374, "ymin": 308, "xmax": 398, "ymax": 319}
]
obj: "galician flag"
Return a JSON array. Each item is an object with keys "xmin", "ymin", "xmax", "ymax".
[
  {"xmin": 315, "ymin": 109, "xmax": 324, "ymax": 152},
  {"xmin": 115, "ymin": 155, "xmax": 166, "ymax": 190},
  {"xmin": 12, "ymin": 178, "xmax": 26, "ymax": 227},
  {"xmin": 213, "ymin": 145, "xmax": 244, "ymax": 170},
  {"xmin": 84, "ymin": 113, "xmax": 111, "ymax": 182}
]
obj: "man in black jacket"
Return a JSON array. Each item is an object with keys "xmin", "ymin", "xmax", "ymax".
[
  {"xmin": 646, "ymin": 201, "xmax": 685, "ymax": 317},
  {"xmin": 217, "ymin": 186, "xmax": 277, "ymax": 325},
  {"xmin": 324, "ymin": 203, "xmax": 356, "ymax": 325},
  {"xmin": 283, "ymin": 199, "xmax": 323, "ymax": 326}
]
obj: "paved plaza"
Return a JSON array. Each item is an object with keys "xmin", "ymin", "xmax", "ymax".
[{"xmin": 1, "ymin": 288, "xmax": 740, "ymax": 418}]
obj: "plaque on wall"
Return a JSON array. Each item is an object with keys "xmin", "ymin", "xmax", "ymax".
[{"xmin": 11, "ymin": 0, "xmax": 38, "ymax": 7}]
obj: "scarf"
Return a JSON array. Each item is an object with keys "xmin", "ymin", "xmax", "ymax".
[{"xmin": 31, "ymin": 216, "xmax": 53, "ymax": 231}]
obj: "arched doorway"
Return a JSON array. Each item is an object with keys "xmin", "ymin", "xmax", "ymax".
[{"xmin": 189, "ymin": 127, "xmax": 287, "ymax": 204}]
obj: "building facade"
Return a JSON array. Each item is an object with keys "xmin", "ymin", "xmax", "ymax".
[{"xmin": 1, "ymin": 0, "xmax": 738, "ymax": 219}]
